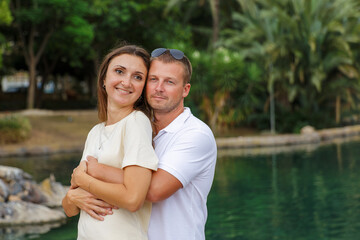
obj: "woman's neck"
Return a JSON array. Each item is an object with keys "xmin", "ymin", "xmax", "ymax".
[{"xmin": 106, "ymin": 105, "xmax": 134, "ymax": 126}]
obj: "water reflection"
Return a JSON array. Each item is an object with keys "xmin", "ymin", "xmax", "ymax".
[
  {"xmin": 1, "ymin": 140, "xmax": 360, "ymax": 239},
  {"xmin": 206, "ymin": 140, "xmax": 360, "ymax": 240}
]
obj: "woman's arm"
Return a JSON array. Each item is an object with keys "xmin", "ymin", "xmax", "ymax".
[
  {"xmin": 62, "ymin": 187, "xmax": 115, "ymax": 221},
  {"xmin": 72, "ymin": 161, "xmax": 152, "ymax": 212},
  {"xmin": 62, "ymin": 186, "xmax": 81, "ymax": 217},
  {"xmin": 86, "ymin": 156, "xmax": 124, "ymax": 184}
]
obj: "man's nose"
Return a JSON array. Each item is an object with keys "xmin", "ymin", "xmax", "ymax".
[{"xmin": 154, "ymin": 82, "xmax": 164, "ymax": 92}]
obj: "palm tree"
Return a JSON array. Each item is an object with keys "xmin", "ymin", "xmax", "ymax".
[
  {"xmin": 222, "ymin": 0, "xmax": 360, "ymax": 130},
  {"xmin": 222, "ymin": 0, "xmax": 288, "ymax": 133}
]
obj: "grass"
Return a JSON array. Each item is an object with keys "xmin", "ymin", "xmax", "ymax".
[
  {"xmin": 0, "ymin": 111, "xmax": 99, "ymax": 152},
  {"xmin": 0, "ymin": 109, "xmax": 259, "ymax": 154},
  {"xmin": 0, "ymin": 115, "xmax": 32, "ymax": 144}
]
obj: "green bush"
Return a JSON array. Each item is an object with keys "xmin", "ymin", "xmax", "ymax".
[{"xmin": 0, "ymin": 115, "xmax": 32, "ymax": 144}]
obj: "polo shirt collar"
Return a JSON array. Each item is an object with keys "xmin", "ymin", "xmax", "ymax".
[{"xmin": 157, "ymin": 107, "xmax": 191, "ymax": 135}]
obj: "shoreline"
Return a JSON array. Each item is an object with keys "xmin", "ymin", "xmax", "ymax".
[
  {"xmin": 2, "ymin": 125, "xmax": 360, "ymax": 158},
  {"xmin": 216, "ymin": 124, "xmax": 360, "ymax": 148},
  {"xmin": 1, "ymin": 109, "xmax": 360, "ymax": 157}
]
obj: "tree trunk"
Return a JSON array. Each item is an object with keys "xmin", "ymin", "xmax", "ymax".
[
  {"xmin": 36, "ymin": 73, "xmax": 47, "ymax": 108},
  {"xmin": 36, "ymin": 57, "xmax": 58, "ymax": 108},
  {"xmin": 206, "ymin": 91, "xmax": 228, "ymax": 134},
  {"xmin": 17, "ymin": 25, "xmax": 53, "ymax": 109},
  {"xmin": 209, "ymin": 0, "xmax": 220, "ymax": 49},
  {"xmin": 269, "ymin": 84, "xmax": 276, "ymax": 134},
  {"xmin": 335, "ymin": 95, "xmax": 341, "ymax": 124},
  {"xmin": 27, "ymin": 62, "xmax": 36, "ymax": 109}
]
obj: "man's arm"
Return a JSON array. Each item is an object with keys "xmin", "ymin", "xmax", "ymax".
[
  {"xmin": 146, "ymin": 169, "xmax": 182, "ymax": 202},
  {"xmin": 146, "ymin": 130, "xmax": 217, "ymax": 202}
]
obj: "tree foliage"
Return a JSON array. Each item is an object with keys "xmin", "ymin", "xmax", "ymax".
[
  {"xmin": 2, "ymin": 0, "xmax": 360, "ymax": 133},
  {"xmin": 0, "ymin": 0, "xmax": 12, "ymax": 69},
  {"xmin": 9, "ymin": 0, "xmax": 94, "ymax": 109}
]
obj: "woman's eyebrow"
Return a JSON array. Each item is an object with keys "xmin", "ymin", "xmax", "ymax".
[{"xmin": 113, "ymin": 65, "xmax": 145, "ymax": 75}]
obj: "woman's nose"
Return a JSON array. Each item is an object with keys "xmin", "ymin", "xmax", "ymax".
[{"xmin": 121, "ymin": 75, "xmax": 131, "ymax": 86}]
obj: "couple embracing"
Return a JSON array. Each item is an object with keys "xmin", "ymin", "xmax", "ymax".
[{"xmin": 62, "ymin": 44, "xmax": 217, "ymax": 240}]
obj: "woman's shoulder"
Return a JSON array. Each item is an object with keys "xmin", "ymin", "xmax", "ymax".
[
  {"xmin": 130, "ymin": 110, "xmax": 151, "ymax": 122},
  {"xmin": 88, "ymin": 122, "xmax": 104, "ymax": 135},
  {"xmin": 124, "ymin": 111, "xmax": 152, "ymax": 131}
]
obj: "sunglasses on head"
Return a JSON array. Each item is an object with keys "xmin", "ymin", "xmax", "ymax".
[{"xmin": 151, "ymin": 48, "xmax": 185, "ymax": 60}]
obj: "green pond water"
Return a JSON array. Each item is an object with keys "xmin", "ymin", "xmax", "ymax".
[{"xmin": 1, "ymin": 139, "xmax": 360, "ymax": 240}]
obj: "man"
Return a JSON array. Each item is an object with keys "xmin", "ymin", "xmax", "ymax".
[
  {"xmin": 65, "ymin": 48, "xmax": 217, "ymax": 239},
  {"xmin": 145, "ymin": 48, "xmax": 217, "ymax": 240}
]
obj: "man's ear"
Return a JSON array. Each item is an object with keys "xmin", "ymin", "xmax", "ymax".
[{"xmin": 183, "ymin": 83, "xmax": 191, "ymax": 98}]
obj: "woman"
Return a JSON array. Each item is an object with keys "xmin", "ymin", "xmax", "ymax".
[{"xmin": 62, "ymin": 44, "xmax": 158, "ymax": 240}]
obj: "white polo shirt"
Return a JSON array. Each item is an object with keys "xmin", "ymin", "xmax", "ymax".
[{"xmin": 148, "ymin": 107, "xmax": 217, "ymax": 240}]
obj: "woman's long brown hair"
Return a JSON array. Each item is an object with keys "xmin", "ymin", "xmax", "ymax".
[{"xmin": 97, "ymin": 44, "xmax": 151, "ymax": 122}]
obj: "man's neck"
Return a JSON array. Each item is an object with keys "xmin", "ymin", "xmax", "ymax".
[{"xmin": 154, "ymin": 105, "xmax": 185, "ymax": 135}]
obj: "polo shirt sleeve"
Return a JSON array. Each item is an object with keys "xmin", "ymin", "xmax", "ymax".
[
  {"xmin": 122, "ymin": 112, "xmax": 158, "ymax": 171},
  {"xmin": 158, "ymin": 130, "xmax": 216, "ymax": 187}
]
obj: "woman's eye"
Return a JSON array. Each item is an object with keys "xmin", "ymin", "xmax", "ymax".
[
  {"xmin": 115, "ymin": 69, "xmax": 123, "ymax": 74},
  {"xmin": 134, "ymin": 75, "xmax": 143, "ymax": 80}
]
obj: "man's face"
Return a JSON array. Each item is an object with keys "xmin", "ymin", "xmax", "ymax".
[{"xmin": 146, "ymin": 60, "xmax": 190, "ymax": 114}]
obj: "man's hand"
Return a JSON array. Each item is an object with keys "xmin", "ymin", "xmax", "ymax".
[
  {"xmin": 67, "ymin": 187, "xmax": 117, "ymax": 221},
  {"xmin": 71, "ymin": 161, "xmax": 87, "ymax": 189},
  {"xmin": 85, "ymin": 155, "xmax": 124, "ymax": 184},
  {"xmin": 87, "ymin": 155, "xmax": 99, "ymax": 178}
]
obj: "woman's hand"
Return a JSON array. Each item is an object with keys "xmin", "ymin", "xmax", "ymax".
[
  {"xmin": 71, "ymin": 161, "xmax": 88, "ymax": 189},
  {"xmin": 67, "ymin": 187, "xmax": 117, "ymax": 221}
]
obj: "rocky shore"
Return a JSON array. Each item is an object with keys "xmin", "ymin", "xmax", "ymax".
[{"xmin": 0, "ymin": 165, "xmax": 67, "ymax": 236}]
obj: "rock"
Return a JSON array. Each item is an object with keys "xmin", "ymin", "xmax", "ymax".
[
  {"xmin": 1, "ymin": 222, "xmax": 63, "ymax": 239},
  {"xmin": 0, "ymin": 201, "xmax": 65, "ymax": 226},
  {"xmin": 0, "ymin": 166, "xmax": 32, "ymax": 182},
  {"xmin": 0, "ymin": 165, "xmax": 67, "ymax": 227},
  {"xmin": 40, "ymin": 174, "xmax": 69, "ymax": 207},
  {"xmin": 8, "ymin": 181, "xmax": 23, "ymax": 195},
  {"xmin": 301, "ymin": 126, "xmax": 315, "ymax": 135},
  {"xmin": 20, "ymin": 182, "xmax": 47, "ymax": 204},
  {"xmin": 0, "ymin": 179, "xmax": 9, "ymax": 201},
  {"xmin": 8, "ymin": 195, "xmax": 21, "ymax": 202}
]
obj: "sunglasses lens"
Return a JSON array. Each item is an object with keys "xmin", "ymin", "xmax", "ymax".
[
  {"xmin": 151, "ymin": 48, "xmax": 167, "ymax": 58},
  {"xmin": 151, "ymin": 48, "xmax": 185, "ymax": 60},
  {"xmin": 169, "ymin": 49, "xmax": 184, "ymax": 60}
]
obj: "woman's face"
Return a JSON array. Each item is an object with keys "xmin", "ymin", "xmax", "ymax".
[{"xmin": 104, "ymin": 54, "xmax": 147, "ymax": 111}]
